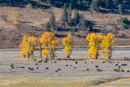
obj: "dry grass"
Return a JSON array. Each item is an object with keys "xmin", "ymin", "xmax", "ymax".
[
  {"xmin": 0, "ymin": 75, "xmax": 129, "ymax": 87},
  {"xmin": 0, "ymin": 56, "xmax": 129, "ymax": 63},
  {"xmin": 0, "ymin": 75, "xmax": 117, "ymax": 87},
  {"xmin": 97, "ymin": 77, "xmax": 130, "ymax": 87},
  {"xmin": 0, "ymin": 5, "xmax": 130, "ymax": 48}
]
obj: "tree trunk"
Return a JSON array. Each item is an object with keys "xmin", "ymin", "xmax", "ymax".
[
  {"xmin": 28, "ymin": 54, "xmax": 30, "ymax": 60},
  {"xmin": 40, "ymin": 44, "xmax": 42, "ymax": 58},
  {"xmin": 51, "ymin": 57, "xmax": 52, "ymax": 60},
  {"xmin": 46, "ymin": 57, "xmax": 49, "ymax": 61},
  {"xmin": 95, "ymin": 51, "xmax": 98, "ymax": 60},
  {"xmin": 52, "ymin": 49, "xmax": 55, "ymax": 60},
  {"xmin": 78, "ymin": 30, "xmax": 79, "ymax": 37},
  {"xmin": 67, "ymin": 56, "xmax": 70, "ymax": 59},
  {"xmin": 108, "ymin": 56, "xmax": 111, "ymax": 60},
  {"xmin": 50, "ymin": 49, "xmax": 53, "ymax": 60}
]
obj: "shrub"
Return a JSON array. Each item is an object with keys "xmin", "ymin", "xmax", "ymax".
[
  {"xmin": 121, "ymin": 33, "xmax": 125, "ymax": 37},
  {"xmin": 122, "ymin": 17, "xmax": 129, "ymax": 29},
  {"xmin": 123, "ymin": 23, "xmax": 129, "ymax": 29}
]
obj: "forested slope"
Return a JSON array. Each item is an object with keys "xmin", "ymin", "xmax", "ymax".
[{"xmin": 0, "ymin": 0, "xmax": 130, "ymax": 48}]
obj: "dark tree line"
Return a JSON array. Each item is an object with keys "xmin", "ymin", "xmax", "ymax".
[{"xmin": 0, "ymin": 0, "xmax": 129, "ymax": 14}]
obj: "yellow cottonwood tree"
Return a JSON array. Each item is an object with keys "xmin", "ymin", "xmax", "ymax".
[
  {"xmin": 51, "ymin": 40, "xmax": 59, "ymax": 60},
  {"xmin": 87, "ymin": 33, "xmax": 103, "ymax": 59},
  {"xmin": 20, "ymin": 35, "xmax": 30, "ymax": 59},
  {"xmin": 62, "ymin": 33, "xmax": 73, "ymax": 59},
  {"xmin": 28, "ymin": 36, "xmax": 37, "ymax": 59},
  {"xmin": 20, "ymin": 35, "xmax": 37, "ymax": 59},
  {"xmin": 101, "ymin": 33, "xmax": 114, "ymax": 59},
  {"xmin": 40, "ymin": 32, "xmax": 59, "ymax": 60},
  {"xmin": 14, "ymin": 11, "xmax": 21, "ymax": 24}
]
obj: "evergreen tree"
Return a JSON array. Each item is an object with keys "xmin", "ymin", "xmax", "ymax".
[
  {"xmin": 125, "ymin": 0, "xmax": 130, "ymax": 5},
  {"xmin": 122, "ymin": 17, "xmax": 129, "ymax": 29},
  {"xmin": 49, "ymin": 14, "xmax": 55, "ymax": 30},
  {"xmin": 104, "ymin": 0, "xmax": 112, "ymax": 8},
  {"xmin": 74, "ymin": 10, "xmax": 80, "ymax": 25},
  {"xmin": 68, "ymin": 4, "xmax": 72, "ymax": 23},
  {"xmin": 47, "ymin": 0, "xmax": 52, "ymax": 4},
  {"xmin": 45, "ymin": 22, "xmax": 51, "ymax": 32},
  {"xmin": 79, "ymin": 13, "xmax": 86, "ymax": 31},
  {"xmin": 114, "ymin": 24, "xmax": 118, "ymax": 37},
  {"xmin": 113, "ymin": 0, "xmax": 122, "ymax": 5},
  {"xmin": 62, "ymin": 3, "xmax": 68, "ymax": 23},
  {"xmin": 101, "ymin": 22, "xmax": 107, "ymax": 35},
  {"xmin": 88, "ymin": 24, "xmax": 93, "ymax": 31},
  {"xmin": 118, "ymin": 4, "xmax": 123, "ymax": 15},
  {"xmin": 71, "ymin": 0, "xmax": 76, "ymax": 9},
  {"xmin": 90, "ymin": 0, "xmax": 101, "ymax": 11},
  {"xmin": 77, "ymin": 0, "xmax": 81, "ymax": 6}
]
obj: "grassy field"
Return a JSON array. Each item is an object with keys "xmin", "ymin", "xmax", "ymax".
[
  {"xmin": 0, "ymin": 57, "xmax": 130, "ymax": 87},
  {"xmin": 0, "ymin": 75, "xmax": 130, "ymax": 87},
  {"xmin": 0, "ymin": 50, "xmax": 130, "ymax": 87}
]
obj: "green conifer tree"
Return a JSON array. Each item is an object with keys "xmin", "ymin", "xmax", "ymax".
[
  {"xmin": 74, "ymin": 10, "xmax": 80, "ymax": 25},
  {"xmin": 62, "ymin": 3, "xmax": 68, "ymax": 23},
  {"xmin": 90, "ymin": 0, "xmax": 101, "ymax": 11},
  {"xmin": 45, "ymin": 22, "xmax": 51, "ymax": 32},
  {"xmin": 49, "ymin": 14, "xmax": 55, "ymax": 30},
  {"xmin": 68, "ymin": 4, "xmax": 72, "ymax": 23},
  {"xmin": 118, "ymin": 4, "xmax": 123, "ymax": 15}
]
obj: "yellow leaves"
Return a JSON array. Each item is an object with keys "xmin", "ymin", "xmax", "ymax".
[
  {"xmin": 51, "ymin": 40, "xmax": 59, "ymax": 48},
  {"xmin": 62, "ymin": 33, "xmax": 73, "ymax": 58},
  {"xmin": 14, "ymin": 11, "xmax": 21, "ymax": 25},
  {"xmin": 63, "ymin": 33, "xmax": 73, "ymax": 46},
  {"xmin": 28, "ymin": 36, "xmax": 37, "ymax": 57},
  {"xmin": 101, "ymin": 33, "xmax": 114, "ymax": 59},
  {"xmin": 86, "ymin": 33, "xmax": 103, "ymax": 59},
  {"xmin": 40, "ymin": 32, "xmax": 59, "ymax": 59},
  {"xmin": 20, "ymin": 35, "xmax": 37, "ymax": 59},
  {"xmin": 87, "ymin": 33, "xmax": 114, "ymax": 59},
  {"xmin": 40, "ymin": 32, "xmax": 56, "ymax": 45},
  {"xmin": 42, "ymin": 48, "xmax": 49, "ymax": 59},
  {"xmin": 28, "ymin": 36, "xmax": 37, "ymax": 45},
  {"xmin": 20, "ymin": 35, "xmax": 30, "ymax": 58}
]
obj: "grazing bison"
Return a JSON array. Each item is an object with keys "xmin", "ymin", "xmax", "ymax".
[
  {"xmin": 75, "ymin": 61, "xmax": 78, "ymax": 64},
  {"xmin": 66, "ymin": 65, "xmax": 68, "ymax": 67},
  {"xmin": 115, "ymin": 64, "xmax": 118, "ymax": 66},
  {"xmin": 121, "ymin": 64, "xmax": 127, "ymax": 66},
  {"xmin": 97, "ymin": 69, "xmax": 102, "ymax": 72},
  {"xmin": 95, "ymin": 65, "xmax": 99, "ymax": 68},
  {"xmin": 74, "ymin": 67, "xmax": 76, "ymax": 69},
  {"xmin": 28, "ymin": 67, "xmax": 34, "ymax": 70},
  {"xmin": 46, "ymin": 67, "xmax": 49, "ymax": 70},
  {"xmin": 103, "ymin": 61, "xmax": 105, "ymax": 63},
  {"xmin": 38, "ymin": 60, "xmax": 43, "ymax": 63},
  {"xmin": 86, "ymin": 69, "xmax": 89, "ymax": 71}
]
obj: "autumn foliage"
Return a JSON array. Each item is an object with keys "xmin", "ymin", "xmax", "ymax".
[
  {"xmin": 20, "ymin": 35, "xmax": 30, "ymax": 58},
  {"xmin": 20, "ymin": 35, "xmax": 37, "ymax": 59},
  {"xmin": 87, "ymin": 33, "xmax": 115, "ymax": 60},
  {"xmin": 62, "ymin": 33, "xmax": 73, "ymax": 59},
  {"xmin": 87, "ymin": 33, "xmax": 103, "ymax": 59},
  {"xmin": 101, "ymin": 33, "xmax": 114, "ymax": 59},
  {"xmin": 14, "ymin": 11, "xmax": 21, "ymax": 24},
  {"xmin": 20, "ymin": 32, "xmax": 114, "ymax": 60},
  {"xmin": 40, "ymin": 32, "xmax": 59, "ymax": 60}
]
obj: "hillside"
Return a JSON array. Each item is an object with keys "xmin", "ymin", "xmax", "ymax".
[{"xmin": 0, "ymin": 0, "xmax": 130, "ymax": 48}]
